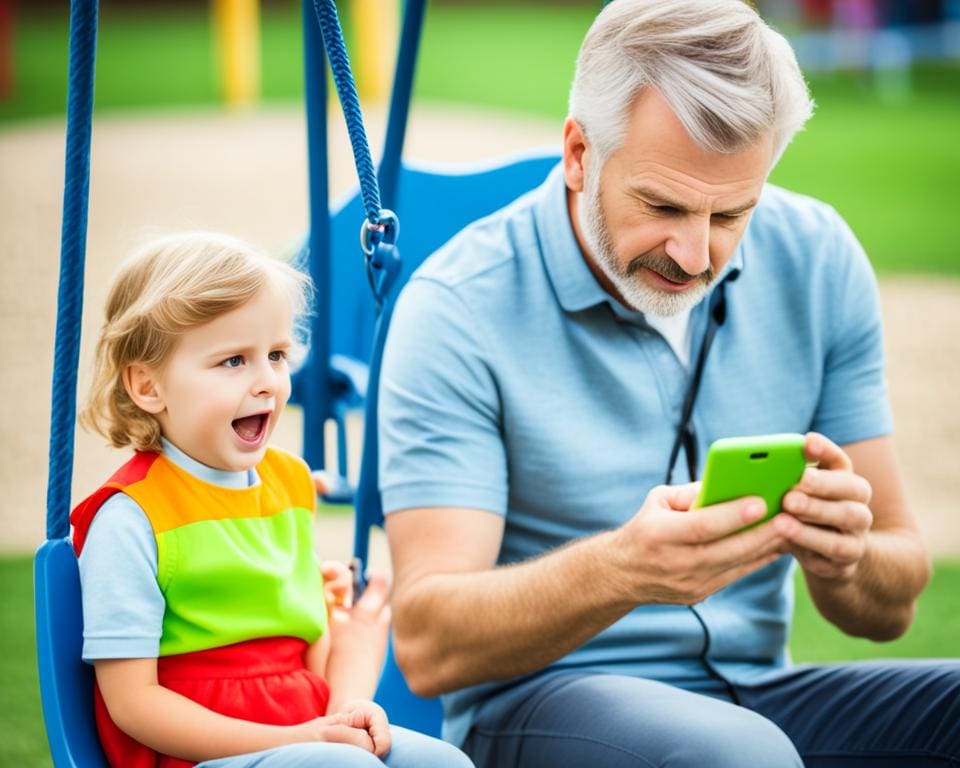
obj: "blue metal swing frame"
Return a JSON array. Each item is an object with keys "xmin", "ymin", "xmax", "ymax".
[{"xmin": 35, "ymin": 0, "xmax": 559, "ymax": 763}]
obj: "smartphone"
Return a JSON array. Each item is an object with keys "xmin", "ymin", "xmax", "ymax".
[{"xmin": 692, "ymin": 433, "xmax": 809, "ymax": 527}]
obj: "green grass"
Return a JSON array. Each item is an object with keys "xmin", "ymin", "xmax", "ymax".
[
  {"xmin": 0, "ymin": 558, "xmax": 53, "ymax": 768},
  {"xmin": 769, "ymin": 68, "xmax": 960, "ymax": 276},
  {"xmin": 3, "ymin": 2, "xmax": 958, "ymax": 276},
  {"xmin": 791, "ymin": 559, "xmax": 960, "ymax": 662},
  {"xmin": 2, "ymin": 554, "xmax": 958, "ymax": 767}
]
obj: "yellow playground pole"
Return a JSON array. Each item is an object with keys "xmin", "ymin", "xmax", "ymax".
[
  {"xmin": 353, "ymin": 0, "xmax": 398, "ymax": 103},
  {"xmin": 212, "ymin": 0, "xmax": 261, "ymax": 108}
]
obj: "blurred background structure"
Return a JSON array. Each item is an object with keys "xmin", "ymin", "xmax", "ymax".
[{"xmin": 1, "ymin": 1, "xmax": 958, "ymax": 766}]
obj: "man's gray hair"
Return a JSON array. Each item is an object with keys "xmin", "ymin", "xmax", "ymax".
[{"xmin": 569, "ymin": 0, "xmax": 814, "ymax": 166}]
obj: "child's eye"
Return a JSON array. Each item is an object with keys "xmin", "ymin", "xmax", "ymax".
[
  {"xmin": 268, "ymin": 350, "xmax": 287, "ymax": 363},
  {"xmin": 222, "ymin": 355, "xmax": 244, "ymax": 368}
]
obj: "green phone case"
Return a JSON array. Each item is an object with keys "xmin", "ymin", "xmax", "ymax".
[{"xmin": 692, "ymin": 433, "xmax": 808, "ymax": 525}]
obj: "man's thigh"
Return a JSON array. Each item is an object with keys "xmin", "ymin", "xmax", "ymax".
[
  {"xmin": 734, "ymin": 660, "xmax": 960, "ymax": 768},
  {"xmin": 463, "ymin": 673, "xmax": 803, "ymax": 768}
]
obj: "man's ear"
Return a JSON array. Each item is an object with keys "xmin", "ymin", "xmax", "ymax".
[
  {"xmin": 123, "ymin": 363, "xmax": 166, "ymax": 415},
  {"xmin": 562, "ymin": 117, "xmax": 588, "ymax": 193}
]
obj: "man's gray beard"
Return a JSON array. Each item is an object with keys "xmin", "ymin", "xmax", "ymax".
[{"xmin": 579, "ymin": 171, "xmax": 713, "ymax": 317}]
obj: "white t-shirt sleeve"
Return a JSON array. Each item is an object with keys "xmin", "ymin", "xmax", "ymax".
[{"xmin": 77, "ymin": 492, "xmax": 164, "ymax": 662}]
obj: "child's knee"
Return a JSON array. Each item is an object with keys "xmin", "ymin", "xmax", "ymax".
[
  {"xmin": 385, "ymin": 726, "xmax": 474, "ymax": 768},
  {"xmin": 255, "ymin": 742, "xmax": 385, "ymax": 768}
]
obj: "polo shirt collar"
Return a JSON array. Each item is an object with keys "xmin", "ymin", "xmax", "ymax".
[
  {"xmin": 534, "ymin": 163, "xmax": 745, "ymax": 315},
  {"xmin": 535, "ymin": 165, "xmax": 612, "ymax": 313}
]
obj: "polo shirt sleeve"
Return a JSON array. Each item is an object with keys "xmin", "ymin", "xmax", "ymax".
[
  {"xmin": 78, "ymin": 493, "xmax": 164, "ymax": 662},
  {"xmin": 379, "ymin": 276, "xmax": 508, "ymax": 516},
  {"xmin": 810, "ymin": 212, "xmax": 894, "ymax": 445}
]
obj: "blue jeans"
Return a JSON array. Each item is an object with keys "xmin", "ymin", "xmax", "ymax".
[
  {"xmin": 196, "ymin": 725, "xmax": 474, "ymax": 767},
  {"xmin": 463, "ymin": 661, "xmax": 960, "ymax": 767}
]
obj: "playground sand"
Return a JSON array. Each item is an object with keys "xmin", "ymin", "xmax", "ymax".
[{"xmin": 1, "ymin": 105, "xmax": 957, "ymax": 561}]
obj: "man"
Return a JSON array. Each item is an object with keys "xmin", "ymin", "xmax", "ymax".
[{"xmin": 378, "ymin": 1, "xmax": 959, "ymax": 765}]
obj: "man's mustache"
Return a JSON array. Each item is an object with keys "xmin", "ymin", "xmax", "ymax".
[{"xmin": 626, "ymin": 254, "xmax": 714, "ymax": 284}]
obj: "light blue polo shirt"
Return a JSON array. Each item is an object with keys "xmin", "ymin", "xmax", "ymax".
[{"xmin": 379, "ymin": 165, "xmax": 893, "ymax": 746}]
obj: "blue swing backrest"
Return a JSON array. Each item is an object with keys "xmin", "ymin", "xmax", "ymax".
[
  {"xmin": 329, "ymin": 150, "xmax": 560, "ymax": 736},
  {"xmin": 328, "ymin": 152, "xmax": 560, "ymax": 362}
]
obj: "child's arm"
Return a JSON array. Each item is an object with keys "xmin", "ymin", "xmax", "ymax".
[
  {"xmin": 304, "ymin": 558, "xmax": 356, "ymax": 675},
  {"xmin": 315, "ymin": 569, "xmax": 391, "ymax": 711},
  {"xmin": 95, "ymin": 658, "xmax": 381, "ymax": 761}
]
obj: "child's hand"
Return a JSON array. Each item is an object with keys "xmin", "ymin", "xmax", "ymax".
[
  {"xmin": 295, "ymin": 704, "xmax": 389, "ymax": 755},
  {"xmin": 325, "ymin": 570, "xmax": 392, "ymax": 702},
  {"xmin": 321, "ymin": 559, "xmax": 353, "ymax": 611},
  {"xmin": 312, "ymin": 470, "xmax": 334, "ymax": 497},
  {"xmin": 329, "ymin": 569, "xmax": 391, "ymax": 660},
  {"xmin": 330, "ymin": 700, "xmax": 392, "ymax": 757}
]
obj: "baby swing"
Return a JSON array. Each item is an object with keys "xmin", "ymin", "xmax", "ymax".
[{"xmin": 34, "ymin": 0, "xmax": 559, "ymax": 764}]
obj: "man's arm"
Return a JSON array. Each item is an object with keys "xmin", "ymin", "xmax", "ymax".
[
  {"xmin": 776, "ymin": 433, "xmax": 930, "ymax": 641},
  {"xmin": 387, "ymin": 483, "xmax": 788, "ymax": 697}
]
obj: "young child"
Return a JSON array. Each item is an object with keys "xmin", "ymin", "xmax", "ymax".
[{"xmin": 73, "ymin": 233, "xmax": 473, "ymax": 768}]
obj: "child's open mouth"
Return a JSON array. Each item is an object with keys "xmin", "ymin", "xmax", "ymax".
[{"xmin": 232, "ymin": 412, "xmax": 270, "ymax": 444}]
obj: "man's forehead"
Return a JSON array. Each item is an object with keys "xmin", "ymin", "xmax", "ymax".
[
  {"xmin": 614, "ymin": 88, "xmax": 775, "ymax": 188},
  {"xmin": 622, "ymin": 164, "xmax": 763, "ymax": 210}
]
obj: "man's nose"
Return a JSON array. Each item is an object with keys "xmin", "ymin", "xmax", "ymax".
[{"xmin": 664, "ymin": 216, "xmax": 711, "ymax": 277}]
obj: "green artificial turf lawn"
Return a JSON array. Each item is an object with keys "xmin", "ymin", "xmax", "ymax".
[
  {"xmin": 1, "ymin": 554, "xmax": 958, "ymax": 766},
  {"xmin": 2, "ymin": 3, "xmax": 958, "ymax": 274}
]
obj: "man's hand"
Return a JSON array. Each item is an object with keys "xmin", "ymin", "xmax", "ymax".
[
  {"xmin": 775, "ymin": 432, "xmax": 873, "ymax": 582},
  {"xmin": 616, "ymin": 483, "xmax": 789, "ymax": 606}
]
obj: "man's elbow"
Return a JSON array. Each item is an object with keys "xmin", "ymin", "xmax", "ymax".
[
  {"xmin": 868, "ymin": 603, "xmax": 917, "ymax": 642},
  {"xmin": 393, "ymin": 631, "xmax": 454, "ymax": 698},
  {"xmin": 871, "ymin": 549, "xmax": 934, "ymax": 640},
  {"xmin": 845, "ymin": 600, "xmax": 918, "ymax": 643},
  {"xmin": 857, "ymin": 539, "xmax": 932, "ymax": 642}
]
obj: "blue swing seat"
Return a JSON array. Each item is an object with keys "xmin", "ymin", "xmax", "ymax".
[{"xmin": 35, "ymin": 538, "xmax": 108, "ymax": 767}]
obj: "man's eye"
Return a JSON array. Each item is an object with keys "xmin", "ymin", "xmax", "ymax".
[
  {"xmin": 222, "ymin": 355, "xmax": 244, "ymax": 368},
  {"xmin": 268, "ymin": 350, "xmax": 287, "ymax": 363},
  {"xmin": 652, "ymin": 204, "xmax": 680, "ymax": 215},
  {"xmin": 711, "ymin": 212, "xmax": 741, "ymax": 223}
]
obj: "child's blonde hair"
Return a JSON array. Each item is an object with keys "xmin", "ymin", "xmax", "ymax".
[{"xmin": 81, "ymin": 232, "xmax": 312, "ymax": 452}]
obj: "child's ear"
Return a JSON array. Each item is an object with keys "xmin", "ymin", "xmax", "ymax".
[{"xmin": 123, "ymin": 364, "xmax": 166, "ymax": 415}]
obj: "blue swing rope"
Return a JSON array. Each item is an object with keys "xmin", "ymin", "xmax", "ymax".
[
  {"xmin": 311, "ymin": 0, "xmax": 396, "ymax": 255},
  {"xmin": 46, "ymin": 0, "xmax": 98, "ymax": 541}
]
